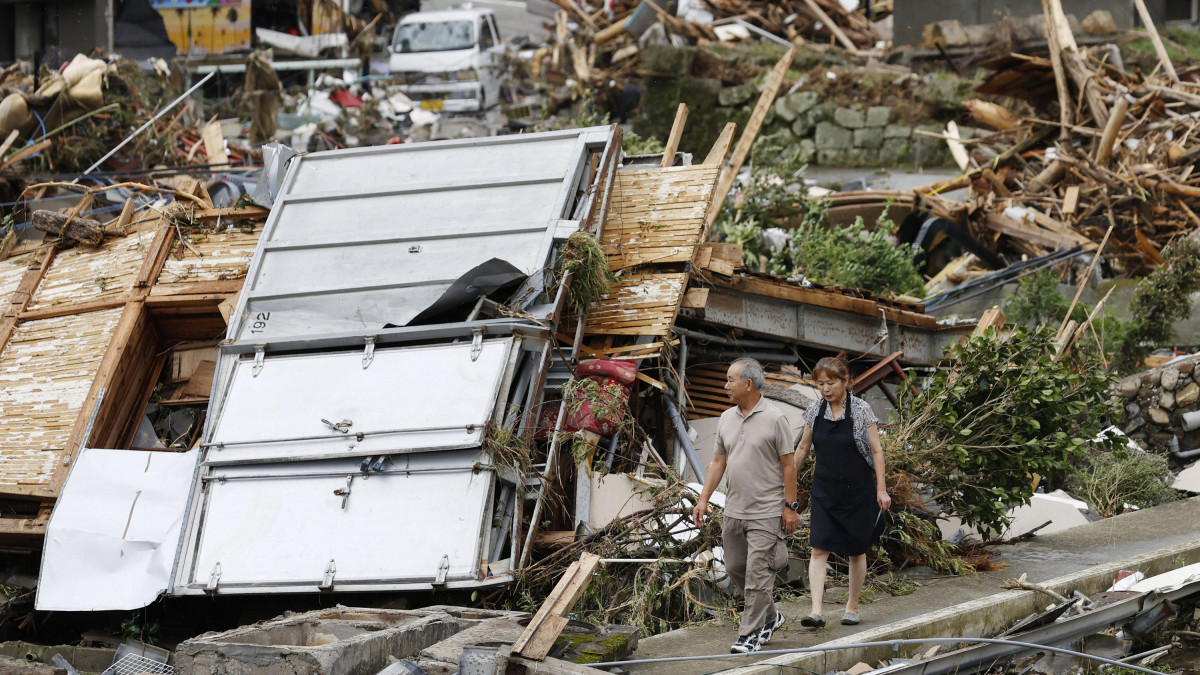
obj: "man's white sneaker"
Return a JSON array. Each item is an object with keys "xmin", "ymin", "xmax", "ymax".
[
  {"xmin": 758, "ymin": 610, "xmax": 786, "ymax": 644},
  {"xmin": 730, "ymin": 633, "xmax": 762, "ymax": 654}
]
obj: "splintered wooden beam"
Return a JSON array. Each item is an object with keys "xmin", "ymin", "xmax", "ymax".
[
  {"xmin": 973, "ymin": 306, "xmax": 1006, "ymax": 336},
  {"xmin": 661, "ymin": 103, "xmax": 688, "ymax": 168},
  {"xmin": 512, "ymin": 552, "xmax": 602, "ymax": 660},
  {"xmin": 703, "ymin": 48, "xmax": 795, "ymax": 238},
  {"xmin": 703, "ymin": 123, "xmax": 736, "ymax": 167}
]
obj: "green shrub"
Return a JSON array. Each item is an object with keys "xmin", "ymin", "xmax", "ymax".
[
  {"xmin": 768, "ymin": 212, "xmax": 926, "ymax": 297},
  {"xmin": 716, "ymin": 169, "xmax": 925, "ymax": 297},
  {"xmin": 1114, "ymin": 237, "xmax": 1200, "ymax": 373},
  {"xmin": 885, "ymin": 325, "xmax": 1116, "ymax": 539},
  {"xmin": 1004, "ymin": 270, "xmax": 1087, "ymax": 326},
  {"xmin": 1067, "ymin": 441, "xmax": 1179, "ymax": 518}
]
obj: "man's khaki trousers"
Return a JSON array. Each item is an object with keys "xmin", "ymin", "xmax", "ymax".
[{"xmin": 722, "ymin": 516, "xmax": 788, "ymax": 636}]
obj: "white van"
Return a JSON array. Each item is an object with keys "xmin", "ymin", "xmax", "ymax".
[{"xmin": 388, "ymin": 7, "xmax": 504, "ymax": 113}]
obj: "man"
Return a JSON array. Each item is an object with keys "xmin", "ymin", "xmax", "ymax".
[{"xmin": 691, "ymin": 358, "xmax": 800, "ymax": 654}]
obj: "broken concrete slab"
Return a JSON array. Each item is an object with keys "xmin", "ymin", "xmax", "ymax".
[
  {"xmin": 1174, "ymin": 462, "xmax": 1200, "ymax": 494},
  {"xmin": 174, "ymin": 607, "xmax": 465, "ymax": 674}
]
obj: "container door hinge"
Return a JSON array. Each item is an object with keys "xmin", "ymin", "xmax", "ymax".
[
  {"xmin": 320, "ymin": 559, "xmax": 336, "ymax": 591},
  {"xmin": 434, "ymin": 554, "xmax": 450, "ymax": 586},
  {"xmin": 252, "ymin": 345, "xmax": 266, "ymax": 377},
  {"xmin": 205, "ymin": 563, "xmax": 222, "ymax": 594},
  {"xmin": 470, "ymin": 328, "xmax": 484, "ymax": 362},
  {"xmin": 362, "ymin": 336, "xmax": 376, "ymax": 370},
  {"xmin": 333, "ymin": 474, "xmax": 354, "ymax": 509}
]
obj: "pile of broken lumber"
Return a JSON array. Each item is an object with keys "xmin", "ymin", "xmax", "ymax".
[
  {"xmin": 536, "ymin": 0, "xmax": 886, "ymax": 84},
  {"xmin": 916, "ymin": 0, "xmax": 1200, "ymax": 277}
]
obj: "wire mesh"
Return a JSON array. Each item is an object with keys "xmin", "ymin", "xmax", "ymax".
[{"xmin": 105, "ymin": 654, "xmax": 177, "ymax": 675}]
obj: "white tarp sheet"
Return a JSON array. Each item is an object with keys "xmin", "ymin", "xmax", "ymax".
[{"xmin": 36, "ymin": 448, "xmax": 197, "ymax": 611}]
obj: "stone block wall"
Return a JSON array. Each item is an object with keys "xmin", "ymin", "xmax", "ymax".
[
  {"xmin": 752, "ymin": 93, "xmax": 955, "ymax": 168},
  {"xmin": 1114, "ymin": 355, "xmax": 1200, "ymax": 455}
]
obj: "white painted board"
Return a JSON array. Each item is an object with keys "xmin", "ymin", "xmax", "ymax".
[{"xmin": 36, "ymin": 448, "xmax": 198, "ymax": 611}]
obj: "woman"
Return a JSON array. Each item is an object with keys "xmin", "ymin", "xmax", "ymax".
[{"xmin": 794, "ymin": 355, "xmax": 891, "ymax": 627}]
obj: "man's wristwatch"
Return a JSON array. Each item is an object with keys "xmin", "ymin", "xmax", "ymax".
[{"xmin": 785, "ymin": 500, "xmax": 801, "ymax": 512}]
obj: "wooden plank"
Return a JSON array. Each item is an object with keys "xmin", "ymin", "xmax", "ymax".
[
  {"xmin": 660, "ymin": 103, "xmax": 689, "ymax": 168},
  {"xmin": 973, "ymin": 306, "xmax": 1006, "ymax": 336},
  {"xmin": 201, "ymin": 120, "xmax": 230, "ymax": 168},
  {"xmin": 135, "ymin": 222, "xmax": 175, "ymax": 288},
  {"xmin": 703, "ymin": 48, "xmax": 795, "ymax": 239},
  {"xmin": 18, "ymin": 297, "xmax": 129, "ymax": 321},
  {"xmin": 0, "ymin": 139, "xmax": 53, "ymax": 170},
  {"xmin": 712, "ymin": 275, "xmax": 940, "ymax": 329},
  {"xmin": 1133, "ymin": 0, "xmax": 1180, "ymax": 83},
  {"xmin": 150, "ymin": 280, "xmax": 245, "ymax": 296},
  {"xmin": 681, "ymin": 287, "xmax": 709, "ymax": 309},
  {"xmin": 1062, "ymin": 185, "xmax": 1081, "ymax": 215},
  {"xmin": 513, "ymin": 551, "xmax": 603, "ymax": 660},
  {"xmin": 189, "ymin": 206, "xmax": 271, "ymax": 221},
  {"xmin": 0, "ymin": 231, "xmax": 14, "ymax": 263},
  {"xmin": 703, "ymin": 123, "xmax": 737, "ymax": 168},
  {"xmin": 0, "ymin": 130, "xmax": 18, "ymax": 160}
]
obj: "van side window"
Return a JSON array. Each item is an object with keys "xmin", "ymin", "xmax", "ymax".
[{"xmin": 479, "ymin": 19, "xmax": 496, "ymax": 48}]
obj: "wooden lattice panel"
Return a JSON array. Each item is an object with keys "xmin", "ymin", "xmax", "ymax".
[
  {"xmin": 0, "ymin": 308, "xmax": 122, "ymax": 489},
  {"xmin": 0, "ymin": 254, "xmax": 30, "ymax": 306},
  {"xmin": 25, "ymin": 228, "xmax": 156, "ymax": 311},
  {"xmin": 157, "ymin": 227, "xmax": 261, "ymax": 285},
  {"xmin": 584, "ymin": 272, "xmax": 687, "ymax": 337},
  {"xmin": 600, "ymin": 165, "xmax": 719, "ymax": 270}
]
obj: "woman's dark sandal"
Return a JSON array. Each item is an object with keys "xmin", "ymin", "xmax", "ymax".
[
  {"xmin": 800, "ymin": 613, "xmax": 826, "ymax": 628},
  {"xmin": 841, "ymin": 610, "xmax": 860, "ymax": 625}
]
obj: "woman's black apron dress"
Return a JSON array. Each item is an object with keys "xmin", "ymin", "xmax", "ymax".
[{"xmin": 809, "ymin": 398, "xmax": 885, "ymax": 556}]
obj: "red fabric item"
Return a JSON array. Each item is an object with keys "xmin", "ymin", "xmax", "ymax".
[
  {"xmin": 329, "ymin": 89, "xmax": 364, "ymax": 108},
  {"xmin": 564, "ymin": 376, "xmax": 631, "ymax": 436},
  {"xmin": 576, "ymin": 359, "xmax": 637, "ymax": 386}
]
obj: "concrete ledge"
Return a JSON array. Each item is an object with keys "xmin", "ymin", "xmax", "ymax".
[{"xmin": 730, "ymin": 537, "xmax": 1200, "ymax": 675}]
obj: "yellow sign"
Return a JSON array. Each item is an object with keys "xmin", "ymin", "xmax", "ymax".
[{"xmin": 156, "ymin": 0, "xmax": 252, "ymax": 56}]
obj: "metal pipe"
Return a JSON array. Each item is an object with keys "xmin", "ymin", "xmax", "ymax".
[
  {"xmin": 186, "ymin": 58, "xmax": 362, "ymax": 74},
  {"xmin": 79, "ymin": 72, "xmax": 216, "ymax": 178},
  {"xmin": 662, "ymin": 395, "xmax": 705, "ymax": 483},
  {"xmin": 586, "ymin": 636, "xmax": 1171, "ymax": 673},
  {"xmin": 673, "ymin": 326, "xmax": 786, "ymax": 350},
  {"xmin": 603, "ymin": 433, "xmax": 619, "ymax": 471},
  {"xmin": 675, "ymin": 334, "xmax": 689, "ymax": 476},
  {"xmin": 520, "ymin": 397, "xmax": 568, "ymax": 568},
  {"xmin": 1118, "ymin": 645, "xmax": 1172, "ymax": 664},
  {"xmin": 489, "ymin": 484, "xmax": 515, "ymax": 561}
]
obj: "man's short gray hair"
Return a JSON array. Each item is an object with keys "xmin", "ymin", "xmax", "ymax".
[{"xmin": 731, "ymin": 357, "xmax": 765, "ymax": 390}]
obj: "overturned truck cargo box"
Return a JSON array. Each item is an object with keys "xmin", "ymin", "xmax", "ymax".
[{"xmin": 37, "ymin": 126, "xmax": 621, "ymax": 608}]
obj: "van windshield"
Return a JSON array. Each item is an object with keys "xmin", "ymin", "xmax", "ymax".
[{"xmin": 392, "ymin": 20, "xmax": 476, "ymax": 53}]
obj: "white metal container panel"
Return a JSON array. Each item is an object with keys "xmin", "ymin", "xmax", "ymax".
[
  {"xmin": 182, "ymin": 452, "xmax": 490, "ymax": 590},
  {"xmin": 207, "ymin": 339, "xmax": 512, "ymax": 464},
  {"xmin": 37, "ymin": 448, "xmax": 198, "ymax": 611},
  {"xmin": 286, "ymin": 134, "xmax": 584, "ymax": 194},
  {"xmin": 263, "ymin": 181, "xmax": 565, "ymax": 245},
  {"xmin": 227, "ymin": 127, "xmax": 614, "ymax": 343},
  {"xmin": 238, "ymin": 286, "xmax": 455, "ymax": 340},
  {"xmin": 250, "ymin": 226, "xmax": 550, "ymax": 299}
]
